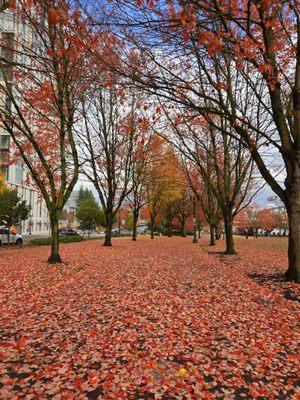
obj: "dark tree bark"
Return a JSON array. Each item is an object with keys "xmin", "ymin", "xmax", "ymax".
[
  {"xmin": 224, "ymin": 216, "xmax": 236, "ymax": 255},
  {"xmin": 285, "ymin": 175, "xmax": 300, "ymax": 282},
  {"xmin": 132, "ymin": 211, "xmax": 139, "ymax": 241},
  {"xmin": 104, "ymin": 225, "xmax": 112, "ymax": 247},
  {"xmin": 215, "ymin": 223, "xmax": 222, "ymax": 240},
  {"xmin": 209, "ymin": 224, "xmax": 216, "ymax": 246},
  {"xmin": 150, "ymin": 214, "xmax": 155, "ymax": 239},
  {"xmin": 103, "ymin": 212, "xmax": 113, "ymax": 247},
  {"xmin": 181, "ymin": 218, "xmax": 186, "ymax": 237},
  {"xmin": 150, "ymin": 226, "xmax": 154, "ymax": 239},
  {"xmin": 48, "ymin": 211, "xmax": 62, "ymax": 263},
  {"xmin": 167, "ymin": 223, "xmax": 172, "ymax": 237}
]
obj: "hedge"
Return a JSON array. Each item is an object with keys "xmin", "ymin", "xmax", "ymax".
[{"xmin": 30, "ymin": 235, "xmax": 85, "ymax": 246}]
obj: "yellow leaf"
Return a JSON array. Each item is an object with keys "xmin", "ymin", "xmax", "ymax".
[{"xmin": 178, "ymin": 367, "xmax": 187, "ymax": 377}]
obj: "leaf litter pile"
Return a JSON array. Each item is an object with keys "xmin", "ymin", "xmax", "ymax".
[{"xmin": 0, "ymin": 237, "xmax": 299, "ymax": 399}]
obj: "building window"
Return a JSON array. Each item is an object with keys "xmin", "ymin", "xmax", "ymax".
[
  {"xmin": 0, "ymin": 135, "xmax": 10, "ymax": 149},
  {"xmin": 0, "ymin": 136, "xmax": 10, "ymax": 179},
  {"xmin": 0, "ymin": 12, "xmax": 15, "ymax": 33},
  {"xmin": 15, "ymin": 162, "xmax": 23, "ymax": 185}
]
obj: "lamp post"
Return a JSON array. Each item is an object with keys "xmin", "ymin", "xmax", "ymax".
[
  {"xmin": 118, "ymin": 207, "xmax": 123, "ymax": 234},
  {"xmin": 191, "ymin": 195, "xmax": 198, "ymax": 244},
  {"xmin": 28, "ymin": 218, "xmax": 33, "ymax": 235}
]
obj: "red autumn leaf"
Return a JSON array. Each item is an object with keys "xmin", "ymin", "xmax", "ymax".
[
  {"xmin": 48, "ymin": 8, "xmax": 59, "ymax": 24},
  {"xmin": 103, "ymin": 380, "xmax": 112, "ymax": 390},
  {"xmin": 183, "ymin": 33, "xmax": 190, "ymax": 42},
  {"xmin": 8, "ymin": 0, "xmax": 16, "ymax": 8},
  {"xmin": 0, "ymin": 236, "xmax": 298, "ymax": 398}
]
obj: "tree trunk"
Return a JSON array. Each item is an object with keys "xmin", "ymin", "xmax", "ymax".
[
  {"xmin": 224, "ymin": 217, "xmax": 236, "ymax": 255},
  {"xmin": 150, "ymin": 215, "xmax": 155, "ymax": 239},
  {"xmin": 132, "ymin": 211, "xmax": 138, "ymax": 241},
  {"xmin": 181, "ymin": 219, "xmax": 186, "ymax": 237},
  {"xmin": 104, "ymin": 212, "xmax": 113, "ymax": 246},
  {"xmin": 168, "ymin": 222, "xmax": 172, "ymax": 237},
  {"xmin": 209, "ymin": 224, "xmax": 215, "ymax": 246},
  {"xmin": 215, "ymin": 225, "xmax": 221, "ymax": 240},
  {"xmin": 150, "ymin": 226, "xmax": 154, "ymax": 239},
  {"xmin": 104, "ymin": 224, "xmax": 112, "ymax": 246},
  {"xmin": 48, "ymin": 211, "xmax": 62, "ymax": 263},
  {"xmin": 286, "ymin": 189, "xmax": 300, "ymax": 282}
]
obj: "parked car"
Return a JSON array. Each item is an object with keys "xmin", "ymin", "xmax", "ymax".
[
  {"xmin": 59, "ymin": 229, "xmax": 80, "ymax": 236},
  {"xmin": 0, "ymin": 227, "xmax": 23, "ymax": 246},
  {"xmin": 66, "ymin": 229, "xmax": 80, "ymax": 236},
  {"xmin": 111, "ymin": 228, "xmax": 119, "ymax": 235}
]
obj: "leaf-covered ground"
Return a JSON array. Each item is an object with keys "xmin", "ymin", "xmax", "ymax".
[{"xmin": 0, "ymin": 236, "xmax": 299, "ymax": 399}]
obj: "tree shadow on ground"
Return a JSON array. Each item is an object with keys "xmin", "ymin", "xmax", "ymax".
[{"xmin": 248, "ymin": 273, "xmax": 300, "ymax": 302}]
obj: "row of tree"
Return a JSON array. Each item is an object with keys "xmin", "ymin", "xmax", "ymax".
[
  {"xmin": 236, "ymin": 205, "xmax": 288, "ymax": 237},
  {"xmin": 0, "ymin": 1, "xmax": 299, "ymax": 281}
]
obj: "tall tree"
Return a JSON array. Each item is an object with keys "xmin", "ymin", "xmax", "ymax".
[
  {"xmin": 76, "ymin": 186, "xmax": 96, "ymax": 208},
  {"xmin": 77, "ymin": 199, "xmax": 102, "ymax": 231},
  {"xmin": 175, "ymin": 185, "xmax": 193, "ymax": 237},
  {"xmin": 182, "ymin": 160, "xmax": 222, "ymax": 246},
  {"xmin": 124, "ymin": 100, "xmax": 154, "ymax": 241},
  {"xmin": 109, "ymin": 0, "xmax": 300, "ymax": 280},
  {"xmin": 169, "ymin": 115, "xmax": 256, "ymax": 254},
  {"xmin": 145, "ymin": 142, "xmax": 181, "ymax": 239},
  {"xmin": 0, "ymin": 1, "xmax": 91, "ymax": 262},
  {"xmin": 78, "ymin": 82, "xmax": 136, "ymax": 246}
]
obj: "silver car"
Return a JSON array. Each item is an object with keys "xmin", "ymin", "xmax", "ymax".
[{"xmin": 0, "ymin": 227, "xmax": 23, "ymax": 246}]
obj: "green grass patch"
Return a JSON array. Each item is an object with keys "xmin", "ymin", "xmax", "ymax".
[
  {"xmin": 30, "ymin": 235, "xmax": 85, "ymax": 246},
  {"xmin": 112, "ymin": 233, "xmax": 133, "ymax": 237}
]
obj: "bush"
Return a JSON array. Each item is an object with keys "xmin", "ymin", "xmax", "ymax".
[
  {"xmin": 30, "ymin": 235, "xmax": 85, "ymax": 246},
  {"xmin": 185, "ymin": 230, "xmax": 195, "ymax": 236}
]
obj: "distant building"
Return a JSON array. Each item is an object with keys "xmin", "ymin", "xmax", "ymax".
[{"xmin": 64, "ymin": 190, "xmax": 79, "ymax": 211}]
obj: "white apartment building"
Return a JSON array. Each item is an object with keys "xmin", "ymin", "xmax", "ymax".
[{"xmin": 0, "ymin": 8, "xmax": 50, "ymax": 235}]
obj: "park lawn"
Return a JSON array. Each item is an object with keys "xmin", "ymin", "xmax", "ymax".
[
  {"xmin": 234, "ymin": 235, "xmax": 288, "ymax": 253},
  {"xmin": 0, "ymin": 236, "xmax": 299, "ymax": 399}
]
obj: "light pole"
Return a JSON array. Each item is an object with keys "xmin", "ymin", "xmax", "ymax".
[
  {"xmin": 191, "ymin": 195, "xmax": 198, "ymax": 244},
  {"xmin": 118, "ymin": 207, "xmax": 123, "ymax": 234}
]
